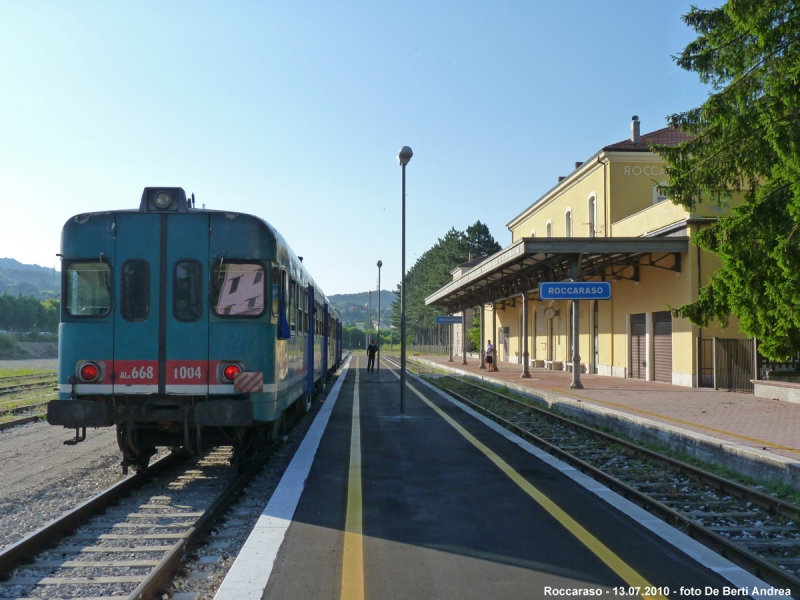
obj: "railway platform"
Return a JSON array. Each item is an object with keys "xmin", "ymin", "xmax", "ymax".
[
  {"xmin": 417, "ymin": 355, "xmax": 800, "ymax": 485},
  {"xmin": 214, "ymin": 356, "xmax": 777, "ymax": 600}
]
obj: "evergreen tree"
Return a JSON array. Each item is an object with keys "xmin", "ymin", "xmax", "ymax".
[
  {"xmin": 391, "ymin": 221, "xmax": 502, "ymax": 345},
  {"xmin": 655, "ymin": 0, "xmax": 800, "ymax": 359}
]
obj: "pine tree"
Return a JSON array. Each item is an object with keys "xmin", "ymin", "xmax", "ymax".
[{"xmin": 654, "ymin": 0, "xmax": 800, "ymax": 359}]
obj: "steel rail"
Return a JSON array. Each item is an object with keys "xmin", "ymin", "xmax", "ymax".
[
  {"xmin": 0, "ymin": 452, "xmax": 183, "ymax": 580},
  {"xmin": 386, "ymin": 355, "xmax": 800, "ymax": 596}
]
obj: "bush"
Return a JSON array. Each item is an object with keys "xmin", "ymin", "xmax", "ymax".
[{"xmin": 0, "ymin": 333, "xmax": 19, "ymax": 352}]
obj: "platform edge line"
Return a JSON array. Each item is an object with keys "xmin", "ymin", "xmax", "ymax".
[
  {"xmin": 213, "ymin": 356, "xmax": 352, "ymax": 600},
  {"xmin": 341, "ymin": 358, "xmax": 364, "ymax": 600}
]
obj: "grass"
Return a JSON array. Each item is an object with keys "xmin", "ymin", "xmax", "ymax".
[{"xmin": 0, "ymin": 368, "xmax": 56, "ymax": 378}]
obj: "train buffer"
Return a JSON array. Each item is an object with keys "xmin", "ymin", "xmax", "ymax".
[{"xmin": 214, "ymin": 356, "xmax": 779, "ymax": 600}]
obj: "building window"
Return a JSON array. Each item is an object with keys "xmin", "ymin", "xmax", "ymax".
[
  {"xmin": 565, "ymin": 210, "xmax": 572, "ymax": 237},
  {"xmin": 653, "ymin": 182, "xmax": 668, "ymax": 204},
  {"xmin": 546, "ymin": 221, "xmax": 552, "ymax": 237},
  {"xmin": 530, "ymin": 230, "xmax": 535, "ymax": 238},
  {"xmin": 588, "ymin": 196, "xmax": 596, "ymax": 237}
]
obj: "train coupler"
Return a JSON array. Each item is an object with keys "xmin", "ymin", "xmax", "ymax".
[{"xmin": 63, "ymin": 427, "xmax": 87, "ymax": 445}]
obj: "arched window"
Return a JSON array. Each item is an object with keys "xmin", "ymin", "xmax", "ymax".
[
  {"xmin": 588, "ymin": 195, "xmax": 596, "ymax": 237},
  {"xmin": 565, "ymin": 209, "xmax": 572, "ymax": 237},
  {"xmin": 530, "ymin": 230, "xmax": 536, "ymax": 238},
  {"xmin": 546, "ymin": 221, "xmax": 552, "ymax": 237}
]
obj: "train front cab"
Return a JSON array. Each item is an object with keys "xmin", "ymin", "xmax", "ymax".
[{"xmin": 50, "ymin": 188, "xmax": 333, "ymax": 471}]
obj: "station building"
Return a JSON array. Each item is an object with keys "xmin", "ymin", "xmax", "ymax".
[{"xmin": 426, "ymin": 117, "xmax": 752, "ymax": 388}]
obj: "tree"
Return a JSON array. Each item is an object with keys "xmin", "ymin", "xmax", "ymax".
[
  {"xmin": 654, "ymin": 0, "xmax": 800, "ymax": 359},
  {"xmin": 391, "ymin": 221, "xmax": 502, "ymax": 346}
]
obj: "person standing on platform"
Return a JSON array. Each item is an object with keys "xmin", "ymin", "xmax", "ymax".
[
  {"xmin": 485, "ymin": 340, "xmax": 495, "ymax": 372},
  {"xmin": 367, "ymin": 339, "xmax": 378, "ymax": 372}
]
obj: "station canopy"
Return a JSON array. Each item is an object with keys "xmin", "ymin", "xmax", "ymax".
[{"xmin": 425, "ymin": 237, "xmax": 690, "ymax": 313}]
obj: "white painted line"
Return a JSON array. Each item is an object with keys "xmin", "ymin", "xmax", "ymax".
[
  {"xmin": 413, "ymin": 374, "xmax": 783, "ymax": 597},
  {"xmin": 213, "ymin": 356, "xmax": 351, "ymax": 600}
]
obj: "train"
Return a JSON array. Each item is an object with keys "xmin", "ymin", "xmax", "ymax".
[{"xmin": 47, "ymin": 187, "xmax": 343, "ymax": 472}]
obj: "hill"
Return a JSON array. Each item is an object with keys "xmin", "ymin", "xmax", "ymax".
[
  {"xmin": 328, "ymin": 290, "xmax": 395, "ymax": 327},
  {"xmin": 0, "ymin": 258, "xmax": 60, "ymax": 300}
]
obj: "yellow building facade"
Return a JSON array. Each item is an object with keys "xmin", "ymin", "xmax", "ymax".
[{"xmin": 428, "ymin": 118, "xmax": 751, "ymax": 387}]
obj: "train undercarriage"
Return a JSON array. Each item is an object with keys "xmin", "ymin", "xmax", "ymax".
[{"xmin": 49, "ymin": 391, "xmax": 317, "ymax": 474}]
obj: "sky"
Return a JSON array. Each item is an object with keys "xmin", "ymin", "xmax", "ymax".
[{"xmin": 0, "ymin": 1, "xmax": 720, "ymax": 296}]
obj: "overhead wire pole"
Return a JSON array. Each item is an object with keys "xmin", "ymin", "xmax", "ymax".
[{"xmin": 398, "ymin": 146, "xmax": 413, "ymax": 415}]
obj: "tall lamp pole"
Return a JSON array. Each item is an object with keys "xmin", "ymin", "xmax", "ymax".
[
  {"xmin": 377, "ymin": 260, "xmax": 382, "ymax": 372},
  {"xmin": 398, "ymin": 145, "xmax": 413, "ymax": 415}
]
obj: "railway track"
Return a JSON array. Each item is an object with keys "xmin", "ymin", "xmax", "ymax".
[
  {"xmin": 0, "ymin": 435, "xmax": 280, "ymax": 600},
  {"xmin": 0, "ymin": 449, "xmax": 238, "ymax": 599},
  {"xmin": 387, "ymin": 356, "xmax": 800, "ymax": 597},
  {"xmin": 0, "ymin": 379, "xmax": 57, "ymax": 399},
  {"xmin": 0, "ymin": 372, "xmax": 56, "ymax": 385}
]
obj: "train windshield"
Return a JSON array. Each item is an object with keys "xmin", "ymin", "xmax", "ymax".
[
  {"xmin": 212, "ymin": 262, "xmax": 265, "ymax": 317},
  {"xmin": 65, "ymin": 261, "xmax": 112, "ymax": 317}
]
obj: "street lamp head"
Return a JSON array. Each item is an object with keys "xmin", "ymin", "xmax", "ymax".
[
  {"xmin": 377, "ymin": 260, "xmax": 382, "ymax": 268},
  {"xmin": 397, "ymin": 146, "xmax": 413, "ymax": 166}
]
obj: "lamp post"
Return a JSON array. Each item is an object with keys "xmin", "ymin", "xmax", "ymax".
[
  {"xmin": 398, "ymin": 145, "xmax": 413, "ymax": 415},
  {"xmin": 377, "ymin": 260, "xmax": 382, "ymax": 372}
]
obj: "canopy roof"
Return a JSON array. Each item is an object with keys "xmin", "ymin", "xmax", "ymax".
[{"xmin": 425, "ymin": 237, "xmax": 690, "ymax": 313}]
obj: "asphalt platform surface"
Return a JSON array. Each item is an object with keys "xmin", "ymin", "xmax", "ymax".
[{"xmin": 231, "ymin": 357, "xmax": 772, "ymax": 600}]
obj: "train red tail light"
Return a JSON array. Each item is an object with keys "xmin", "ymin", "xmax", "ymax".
[
  {"xmin": 79, "ymin": 362, "xmax": 100, "ymax": 382},
  {"xmin": 222, "ymin": 363, "xmax": 241, "ymax": 382}
]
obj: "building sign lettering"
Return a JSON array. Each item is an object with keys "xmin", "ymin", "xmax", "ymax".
[{"xmin": 624, "ymin": 165, "xmax": 666, "ymax": 176}]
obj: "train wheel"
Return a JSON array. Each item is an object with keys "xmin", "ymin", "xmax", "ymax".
[
  {"xmin": 133, "ymin": 448, "xmax": 156, "ymax": 473},
  {"xmin": 268, "ymin": 413, "xmax": 284, "ymax": 443}
]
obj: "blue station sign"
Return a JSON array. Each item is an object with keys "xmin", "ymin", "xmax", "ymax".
[
  {"xmin": 435, "ymin": 315, "xmax": 463, "ymax": 325},
  {"xmin": 539, "ymin": 281, "xmax": 612, "ymax": 300}
]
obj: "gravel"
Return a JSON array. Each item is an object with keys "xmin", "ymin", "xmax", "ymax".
[{"xmin": 0, "ymin": 419, "xmax": 155, "ymax": 551}]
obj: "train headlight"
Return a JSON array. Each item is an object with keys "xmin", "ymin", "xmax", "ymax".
[
  {"xmin": 154, "ymin": 192, "xmax": 172, "ymax": 209},
  {"xmin": 78, "ymin": 361, "xmax": 101, "ymax": 383},
  {"xmin": 222, "ymin": 363, "xmax": 241, "ymax": 383}
]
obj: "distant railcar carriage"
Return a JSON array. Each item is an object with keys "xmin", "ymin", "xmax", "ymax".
[{"xmin": 48, "ymin": 187, "xmax": 342, "ymax": 472}]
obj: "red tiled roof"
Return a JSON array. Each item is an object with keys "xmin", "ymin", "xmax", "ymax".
[
  {"xmin": 603, "ymin": 126, "xmax": 692, "ymax": 152},
  {"xmin": 455, "ymin": 256, "xmax": 488, "ymax": 269}
]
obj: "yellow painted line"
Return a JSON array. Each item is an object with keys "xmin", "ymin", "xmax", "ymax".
[
  {"xmin": 385, "ymin": 362, "xmax": 662, "ymax": 599},
  {"xmin": 341, "ymin": 357, "xmax": 364, "ymax": 600},
  {"xmin": 532, "ymin": 385, "xmax": 800, "ymax": 455}
]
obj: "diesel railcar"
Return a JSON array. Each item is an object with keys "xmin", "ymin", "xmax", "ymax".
[{"xmin": 47, "ymin": 187, "xmax": 342, "ymax": 472}]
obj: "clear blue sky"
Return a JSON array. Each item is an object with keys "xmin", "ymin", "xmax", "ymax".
[{"xmin": 0, "ymin": 1, "xmax": 719, "ymax": 296}]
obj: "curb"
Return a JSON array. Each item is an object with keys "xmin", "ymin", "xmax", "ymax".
[{"xmin": 413, "ymin": 357, "xmax": 800, "ymax": 489}]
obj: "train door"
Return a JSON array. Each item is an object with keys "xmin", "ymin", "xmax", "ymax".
[
  {"xmin": 113, "ymin": 213, "xmax": 161, "ymax": 394},
  {"xmin": 208, "ymin": 213, "xmax": 269, "ymax": 401},
  {"xmin": 165, "ymin": 213, "xmax": 210, "ymax": 393}
]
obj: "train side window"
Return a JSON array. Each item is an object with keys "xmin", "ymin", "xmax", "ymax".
[
  {"xmin": 303, "ymin": 288, "xmax": 309, "ymax": 333},
  {"xmin": 174, "ymin": 260, "xmax": 202, "ymax": 322},
  {"xmin": 212, "ymin": 262, "xmax": 265, "ymax": 317},
  {"xmin": 271, "ymin": 266, "xmax": 281, "ymax": 319},
  {"xmin": 65, "ymin": 261, "xmax": 112, "ymax": 317},
  {"xmin": 120, "ymin": 260, "xmax": 150, "ymax": 322},
  {"xmin": 289, "ymin": 277, "xmax": 297, "ymax": 333}
]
